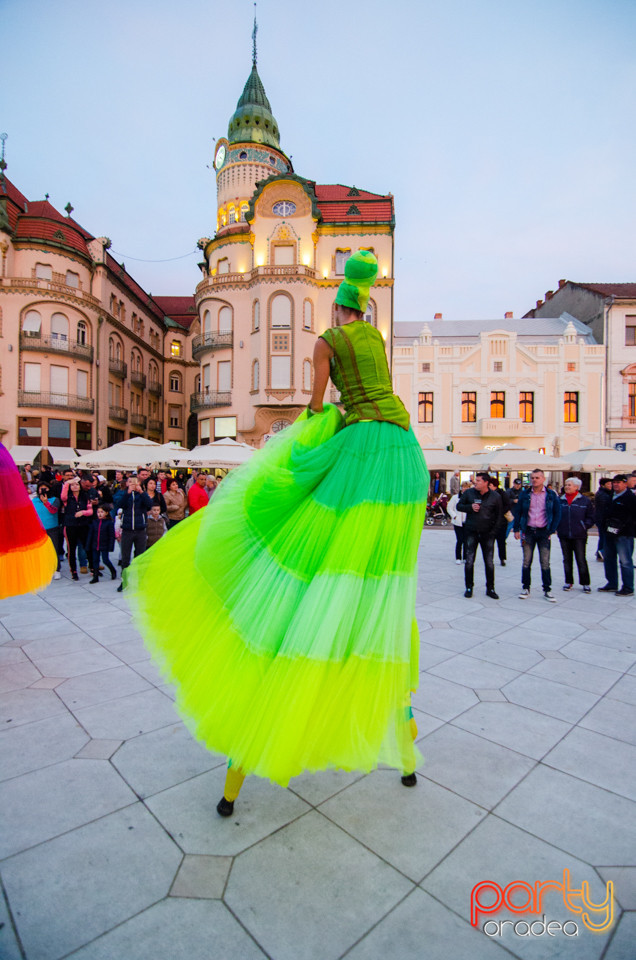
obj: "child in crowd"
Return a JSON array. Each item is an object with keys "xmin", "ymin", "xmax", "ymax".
[
  {"xmin": 87, "ymin": 505, "xmax": 117, "ymax": 583},
  {"xmin": 146, "ymin": 504, "xmax": 167, "ymax": 548}
]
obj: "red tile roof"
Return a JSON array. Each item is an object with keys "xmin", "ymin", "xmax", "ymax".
[
  {"xmin": 14, "ymin": 216, "xmax": 92, "ymax": 256},
  {"xmin": 574, "ymin": 282, "xmax": 636, "ymax": 299},
  {"xmin": 0, "ymin": 177, "xmax": 28, "ymax": 231},
  {"xmin": 314, "ymin": 184, "xmax": 394, "ymax": 225},
  {"xmin": 154, "ymin": 296, "xmax": 197, "ymax": 330}
]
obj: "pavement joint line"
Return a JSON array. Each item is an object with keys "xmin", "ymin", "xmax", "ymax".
[{"xmin": 0, "ymin": 874, "xmax": 26, "ymax": 960}]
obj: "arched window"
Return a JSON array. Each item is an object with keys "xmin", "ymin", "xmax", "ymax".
[
  {"xmin": 76, "ymin": 320, "xmax": 87, "ymax": 345},
  {"xmin": 240, "ymin": 203, "xmax": 249, "ymax": 222},
  {"xmin": 51, "ymin": 313, "xmax": 69, "ymax": 343},
  {"xmin": 303, "ymin": 359, "xmax": 312, "ymax": 391},
  {"xmin": 270, "ymin": 294, "xmax": 291, "ymax": 328},
  {"xmin": 252, "ymin": 359, "xmax": 259, "ymax": 391},
  {"xmin": 253, "ymin": 299, "xmax": 260, "ymax": 331},
  {"xmin": 335, "ymin": 249, "xmax": 351, "ymax": 274},
  {"xmin": 303, "ymin": 300, "xmax": 313, "ymax": 330},
  {"xmin": 228, "ymin": 206, "xmax": 236, "ymax": 224},
  {"xmin": 219, "ymin": 306, "xmax": 232, "ymax": 333},
  {"xmin": 22, "ymin": 310, "xmax": 42, "ymax": 336},
  {"xmin": 65, "ymin": 271, "xmax": 79, "ymax": 288},
  {"xmin": 132, "ymin": 351, "xmax": 142, "ymax": 372},
  {"xmin": 203, "ymin": 310, "xmax": 212, "ymax": 335},
  {"xmin": 217, "ymin": 258, "xmax": 229, "ymax": 275},
  {"xmin": 364, "ymin": 299, "xmax": 376, "ymax": 327},
  {"xmin": 169, "ymin": 371, "xmax": 182, "ymax": 392}
]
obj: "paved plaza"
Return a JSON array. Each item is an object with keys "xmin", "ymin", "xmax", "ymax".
[{"xmin": 0, "ymin": 529, "xmax": 635, "ymax": 960}]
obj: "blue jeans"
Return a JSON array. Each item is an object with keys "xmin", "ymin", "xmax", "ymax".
[
  {"xmin": 603, "ymin": 535, "xmax": 634, "ymax": 591},
  {"xmin": 521, "ymin": 526, "xmax": 552, "ymax": 591}
]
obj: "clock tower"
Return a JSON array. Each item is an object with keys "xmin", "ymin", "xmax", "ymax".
[{"xmin": 213, "ymin": 40, "xmax": 292, "ymax": 234}]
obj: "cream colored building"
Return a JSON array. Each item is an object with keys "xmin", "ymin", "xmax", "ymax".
[
  {"xmin": 190, "ymin": 59, "xmax": 395, "ymax": 446},
  {"xmin": 0, "ymin": 177, "xmax": 198, "ymax": 456},
  {"xmin": 393, "ymin": 315, "xmax": 605, "ymax": 456},
  {"xmin": 525, "ymin": 281, "xmax": 636, "ymax": 455}
]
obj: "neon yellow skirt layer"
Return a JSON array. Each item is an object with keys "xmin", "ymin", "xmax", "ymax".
[{"xmin": 126, "ymin": 405, "xmax": 429, "ymax": 785}]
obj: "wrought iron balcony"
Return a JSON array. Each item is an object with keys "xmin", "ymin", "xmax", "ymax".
[
  {"xmin": 109, "ymin": 405, "xmax": 128, "ymax": 423},
  {"xmin": 148, "ymin": 380, "xmax": 162, "ymax": 396},
  {"xmin": 190, "ymin": 390, "xmax": 231, "ymax": 412},
  {"xmin": 191, "ymin": 332, "xmax": 233, "ymax": 359},
  {"xmin": 131, "ymin": 371, "xmax": 147, "ymax": 389},
  {"xmin": 20, "ymin": 332, "xmax": 94, "ymax": 362},
  {"xmin": 148, "ymin": 418, "xmax": 163, "ymax": 433},
  {"xmin": 18, "ymin": 391, "xmax": 95, "ymax": 414},
  {"xmin": 131, "ymin": 413, "xmax": 147, "ymax": 429},
  {"xmin": 109, "ymin": 359, "xmax": 127, "ymax": 379}
]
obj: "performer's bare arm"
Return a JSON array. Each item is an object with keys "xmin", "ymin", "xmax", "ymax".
[{"xmin": 310, "ymin": 338, "xmax": 333, "ymax": 413}]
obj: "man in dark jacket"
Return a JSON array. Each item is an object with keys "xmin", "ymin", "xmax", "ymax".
[
  {"xmin": 594, "ymin": 478, "xmax": 613, "ymax": 561},
  {"xmin": 117, "ymin": 476, "xmax": 153, "ymax": 592},
  {"xmin": 514, "ymin": 468, "xmax": 561, "ymax": 601},
  {"xmin": 456, "ymin": 473, "xmax": 502, "ymax": 599},
  {"xmin": 557, "ymin": 478, "xmax": 595, "ymax": 592},
  {"xmin": 598, "ymin": 475, "xmax": 636, "ymax": 596},
  {"xmin": 488, "ymin": 478, "xmax": 512, "ymax": 566}
]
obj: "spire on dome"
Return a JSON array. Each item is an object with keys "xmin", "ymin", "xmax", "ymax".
[{"xmin": 227, "ymin": 15, "xmax": 281, "ymax": 150}]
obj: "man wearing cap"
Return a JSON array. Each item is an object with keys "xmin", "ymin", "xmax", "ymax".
[{"xmin": 598, "ymin": 475, "xmax": 636, "ymax": 596}]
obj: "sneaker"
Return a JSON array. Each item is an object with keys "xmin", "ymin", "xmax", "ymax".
[
  {"xmin": 80, "ymin": 566, "xmax": 88, "ymax": 574},
  {"xmin": 519, "ymin": 588, "xmax": 531, "ymax": 599},
  {"xmin": 486, "ymin": 589, "xmax": 499, "ymax": 600},
  {"xmin": 563, "ymin": 584, "xmax": 573, "ymax": 591},
  {"xmin": 616, "ymin": 587, "xmax": 635, "ymax": 597},
  {"xmin": 583, "ymin": 586, "xmax": 591, "ymax": 593},
  {"xmin": 464, "ymin": 588, "xmax": 473, "ymax": 598},
  {"xmin": 53, "ymin": 571, "xmax": 61, "ymax": 580},
  {"xmin": 598, "ymin": 584, "xmax": 617, "ymax": 592},
  {"xmin": 456, "ymin": 559, "xmax": 463, "ymax": 565},
  {"xmin": 544, "ymin": 591, "xmax": 557, "ymax": 602}
]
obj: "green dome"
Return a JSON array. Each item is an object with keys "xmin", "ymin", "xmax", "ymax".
[{"xmin": 228, "ymin": 65, "xmax": 281, "ymax": 149}]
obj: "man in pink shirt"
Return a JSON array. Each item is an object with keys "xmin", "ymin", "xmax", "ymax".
[
  {"xmin": 187, "ymin": 472, "xmax": 209, "ymax": 514},
  {"xmin": 514, "ymin": 469, "xmax": 561, "ymax": 601}
]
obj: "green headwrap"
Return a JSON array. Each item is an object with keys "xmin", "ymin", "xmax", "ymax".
[{"xmin": 335, "ymin": 250, "xmax": 378, "ymax": 313}]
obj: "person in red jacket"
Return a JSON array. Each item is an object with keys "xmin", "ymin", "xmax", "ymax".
[{"xmin": 187, "ymin": 472, "xmax": 209, "ymax": 514}]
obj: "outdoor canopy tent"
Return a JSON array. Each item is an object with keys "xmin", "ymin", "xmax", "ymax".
[
  {"xmin": 8, "ymin": 445, "xmax": 80, "ymax": 465},
  {"xmin": 470, "ymin": 445, "xmax": 570, "ymax": 472},
  {"xmin": 72, "ymin": 437, "xmax": 161, "ymax": 470},
  {"xmin": 174, "ymin": 438, "xmax": 255, "ymax": 469},
  {"xmin": 420, "ymin": 448, "xmax": 478, "ymax": 471},
  {"xmin": 566, "ymin": 447, "xmax": 635, "ymax": 473}
]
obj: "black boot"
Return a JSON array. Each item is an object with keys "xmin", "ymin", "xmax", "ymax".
[
  {"xmin": 401, "ymin": 773, "xmax": 417, "ymax": 787},
  {"xmin": 216, "ymin": 797, "xmax": 234, "ymax": 817}
]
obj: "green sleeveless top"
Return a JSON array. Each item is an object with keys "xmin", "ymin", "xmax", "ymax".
[{"xmin": 319, "ymin": 321, "xmax": 410, "ymax": 431}]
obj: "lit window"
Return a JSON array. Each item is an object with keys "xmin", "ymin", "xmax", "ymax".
[
  {"xmin": 490, "ymin": 391, "xmax": 505, "ymax": 418},
  {"xmin": 215, "ymin": 416, "xmax": 237, "ymax": 439},
  {"xmin": 462, "ymin": 392, "xmax": 476, "ymax": 423},
  {"xmin": 629, "ymin": 383, "xmax": 636, "ymax": 418},
  {"xmin": 418, "ymin": 392, "xmax": 433, "ymax": 423},
  {"xmin": 170, "ymin": 340, "xmax": 182, "ymax": 357},
  {"xmin": 519, "ymin": 392, "xmax": 534, "ymax": 423},
  {"xmin": 564, "ymin": 392, "xmax": 579, "ymax": 423},
  {"xmin": 567, "ymin": 362, "xmax": 576, "ymax": 372}
]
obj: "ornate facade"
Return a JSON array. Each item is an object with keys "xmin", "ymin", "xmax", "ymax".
[
  {"xmin": 190, "ymin": 58, "xmax": 395, "ymax": 446},
  {"xmin": 0, "ymin": 178, "xmax": 198, "ymax": 455},
  {"xmin": 393, "ymin": 315, "xmax": 605, "ymax": 456}
]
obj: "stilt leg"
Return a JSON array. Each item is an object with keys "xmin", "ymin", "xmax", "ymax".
[
  {"xmin": 217, "ymin": 760, "xmax": 245, "ymax": 816},
  {"xmin": 401, "ymin": 702, "xmax": 418, "ymax": 787}
]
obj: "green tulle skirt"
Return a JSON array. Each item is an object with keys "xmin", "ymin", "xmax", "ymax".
[{"xmin": 126, "ymin": 404, "xmax": 430, "ymax": 786}]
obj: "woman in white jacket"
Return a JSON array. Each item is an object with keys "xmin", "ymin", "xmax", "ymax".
[{"xmin": 447, "ymin": 481, "xmax": 471, "ymax": 564}]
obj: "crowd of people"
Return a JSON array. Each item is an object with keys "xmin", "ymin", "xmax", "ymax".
[
  {"xmin": 25, "ymin": 464, "xmax": 221, "ymax": 591},
  {"xmin": 445, "ymin": 469, "xmax": 636, "ymax": 601}
]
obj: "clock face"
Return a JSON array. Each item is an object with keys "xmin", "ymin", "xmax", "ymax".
[{"xmin": 215, "ymin": 144, "xmax": 226, "ymax": 170}]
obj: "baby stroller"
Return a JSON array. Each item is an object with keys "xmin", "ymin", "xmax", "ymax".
[{"xmin": 425, "ymin": 493, "xmax": 450, "ymax": 526}]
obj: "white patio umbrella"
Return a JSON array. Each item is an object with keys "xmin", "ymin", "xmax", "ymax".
[
  {"xmin": 566, "ymin": 447, "xmax": 635, "ymax": 473},
  {"xmin": 72, "ymin": 437, "xmax": 161, "ymax": 470},
  {"xmin": 175, "ymin": 438, "xmax": 255, "ymax": 469},
  {"xmin": 483, "ymin": 446, "xmax": 570, "ymax": 471},
  {"xmin": 151, "ymin": 441, "xmax": 190, "ymax": 466},
  {"xmin": 420, "ymin": 448, "xmax": 478, "ymax": 471},
  {"xmin": 8, "ymin": 445, "xmax": 79, "ymax": 465}
]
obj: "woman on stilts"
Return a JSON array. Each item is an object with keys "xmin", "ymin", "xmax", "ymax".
[{"xmin": 126, "ymin": 251, "xmax": 430, "ymax": 814}]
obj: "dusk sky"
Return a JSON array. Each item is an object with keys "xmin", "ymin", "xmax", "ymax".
[{"xmin": 3, "ymin": 0, "xmax": 635, "ymax": 324}]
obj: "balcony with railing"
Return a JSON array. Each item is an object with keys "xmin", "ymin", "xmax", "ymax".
[
  {"xmin": 190, "ymin": 390, "xmax": 231, "ymax": 412},
  {"xmin": 148, "ymin": 380, "xmax": 163, "ymax": 396},
  {"xmin": 20, "ymin": 332, "xmax": 94, "ymax": 362},
  {"xmin": 191, "ymin": 332, "xmax": 233, "ymax": 360},
  {"xmin": 148, "ymin": 418, "xmax": 163, "ymax": 434},
  {"xmin": 109, "ymin": 359, "xmax": 127, "ymax": 379},
  {"xmin": 18, "ymin": 391, "xmax": 95, "ymax": 414},
  {"xmin": 131, "ymin": 413, "xmax": 147, "ymax": 429},
  {"xmin": 131, "ymin": 371, "xmax": 147, "ymax": 389},
  {"xmin": 109, "ymin": 405, "xmax": 128, "ymax": 423},
  {"xmin": 194, "ymin": 264, "xmax": 317, "ymax": 304}
]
